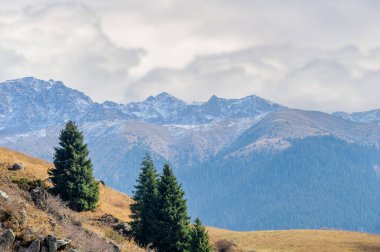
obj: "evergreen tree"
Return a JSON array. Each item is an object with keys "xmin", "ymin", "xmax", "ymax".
[
  {"xmin": 190, "ymin": 218, "xmax": 212, "ymax": 252},
  {"xmin": 154, "ymin": 164, "xmax": 191, "ymax": 252},
  {"xmin": 129, "ymin": 154, "xmax": 159, "ymax": 248},
  {"xmin": 49, "ymin": 121, "xmax": 99, "ymax": 212}
]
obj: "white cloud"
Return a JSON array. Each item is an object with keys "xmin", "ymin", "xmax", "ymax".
[
  {"xmin": 0, "ymin": 2, "xmax": 143, "ymax": 102},
  {"xmin": 1, "ymin": 1, "xmax": 380, "ymax": 112},
  {"xmin": 127, "ymin": 45, "xmax": 380, "ymax": 112}
]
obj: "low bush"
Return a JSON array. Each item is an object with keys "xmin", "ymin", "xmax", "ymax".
[
  {"xmin": 214, "ymin": 239, "xmax": 237, "ymax": 252},
  {"xmin": 12, "ymin": 177, "xmax": 48, "ymax": 191},
  {"xmin": 105, "ymin": 229, "xmax": 125, "ymax": 244}
]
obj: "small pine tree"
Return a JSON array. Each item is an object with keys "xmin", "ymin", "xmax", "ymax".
[
  {"xmin": 129, "ymin": 154, "xmax": 159, "ymax": 247},
  {"xmin": 190, "ymin": 218, "xmax": 212, "ymax": 252},
  {"xmin": 49, "ymin": 121, "xmax": 99, "ymax": 212},
  {"xmin": 154, "ymin": 164, "xmax": 191, "ymax": 252}
]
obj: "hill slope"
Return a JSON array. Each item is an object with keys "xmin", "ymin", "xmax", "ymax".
[
  {"xmin": 0, "ymin": 147, "xmax": 142, "ymax": 251},
  {"xmin": 208, "ymin": 228, "xmax": 380, "ymax": 252},
  {"xmin": 1, "ymin": 147, "xmax": 380, "ymax": 252}
]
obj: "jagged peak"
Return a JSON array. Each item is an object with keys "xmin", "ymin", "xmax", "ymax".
[
  {"xmin": 0, "ymin": 77, "xmax": 286, "ymax": 125},
  {"xmin": 144, "ymin": 92, "xmax": 187, "ymax": 105},
  {"xmin": 205, "ymin": 93, "xmax": 280, "ymax": 106},
  {"xmin": 208, "ymin": 94, "xmax": 220, "ymax": 101},
  {"xmin": 206, "ymin": 95, "xmax": 229, "ymax": 105},
  {"xmin": 1, "ymin": 77, "xmax": 94, "ymax": 106},
  {"xmin": 1, "ymin": 77, "xmax": 65, "ymax": 91}
]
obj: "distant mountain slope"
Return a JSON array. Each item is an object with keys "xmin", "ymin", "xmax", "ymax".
[
  {"xmin": 1, "ymin": 77, "xmax": 380, "ymax": 233},
  {"xmin": 184, "ymin": 136, "xmax": 380, "ymax": 232},
  {"xmin": 333, "ymin": 110, "xmax": 380, "ymax": 124},
  {"xmin": 222, "ymin": 109, "xmax": 380, "ymax": 158}
]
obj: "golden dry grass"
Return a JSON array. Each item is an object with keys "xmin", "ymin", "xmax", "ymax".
[
  {"xmin": 80, "ymin": 185, "xmax": 133, "ymax": 222},
  {"xmin": 0, "ymin": 147, "xmax": 132, "ymax": 221},
  {"xmin": 0, "ymin": 147, "xmax": 51, "ymax": 180},
  {"xmin": 1, "ymin": 146, "xmax": 380, "ymax": 252},
  {"xmin": 0, "ymin": 147, "xmax": 143, "ymax": 251},
  {"xmin": 207, "ymin": 225, "xmax": 380, "ymax": 251}
]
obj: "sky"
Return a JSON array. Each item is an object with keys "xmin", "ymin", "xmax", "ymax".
[{"xmin": 1, "ymin": 0, "xmax": 380, "ymax": 112}]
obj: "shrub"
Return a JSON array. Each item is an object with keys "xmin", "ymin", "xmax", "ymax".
[
  {"xmin": 105, "ymin": 229, "xmax": 125, "ymax": 244},
  {"xmin": 12, "ymin": 178, "xmax": 48, "ymax": 191},
  {"xmin": 214, "ymin": 239, "xmax": 236, "ymax": 252}
]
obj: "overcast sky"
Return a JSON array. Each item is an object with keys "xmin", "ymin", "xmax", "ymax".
[{"xmin": 1, "ymin": 0, "xmax": 380, "ymax": 112}]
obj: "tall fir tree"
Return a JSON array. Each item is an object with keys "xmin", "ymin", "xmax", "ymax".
[
  {"xmin": 129, "ymin": 154, "xmax": 159, "ymax": 248},
  {"xmin": 154, "ymin": 164, "xmax": 191, "ymax": 252},
  {"xmin": 190, "ymin": 218, "xmax": 212, "ymax": 252},
  {"xmin": 49, "ymin": 121, "xmax": 99, "ymax": 212}
]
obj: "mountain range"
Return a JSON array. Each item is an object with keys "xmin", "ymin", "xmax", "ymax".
[{"xmin": 1, "ymin": 77, "xmax": 380, "ymax": 232}]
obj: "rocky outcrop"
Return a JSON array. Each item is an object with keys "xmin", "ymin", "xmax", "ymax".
[
  {"xmin": 18, "ymin": 239, "xmax": 40, "ymax": 252},
  {"xmin": 0, "ymin": 229, "xmax": 15, "ymax": 252},
  {"xmin": 0, "ymin": 229, "xmax": 75, "ymax": 252},
  {"xmin": 30, "ymin": 188, "xmax": 48, "ymax": 209},
  {"xmin": 57, "ymin": 238, "xmax": 71, "ymax": 249},
  {"xmin": 45, "ymin": 235, "xmax": 57, "ymax": 252},
  {"xmin": 11, "ymin": 163, "xmax": 24, "ymax": 171}
]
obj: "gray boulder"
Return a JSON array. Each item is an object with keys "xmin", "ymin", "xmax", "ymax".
[
  {"xmin": 45, "ymin": 235, "xmax": 57, "ymax": 252},
  {"xmin": 40, "ymin": 245, "xmax": 48, "ymax": 252},
  {"xmin": 56, "ymin": 238, "xmax": 71, "ymax": 249},
  {"xmin": 0, "ymin": 190, "xmax": 9, "ymax": 200},
  {"xmin": 11, "ymin": 163, "xmax": 24, "ymax": 170},
  {"xmin": 112, "ymin": 244, "xmax": 121, "ymax": 252},
  {"xmin": 18, "ymin": 239, "xmax": 41, "ymax": 252},
  {"xmin": 0, "ymin": 229, "xmax": 15, "ymax": 252},
  {"xmin": 30, "ymin": 187, "xmax": 48, "ymax": 209}
]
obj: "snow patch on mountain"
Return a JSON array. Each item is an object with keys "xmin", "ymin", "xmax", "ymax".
[
  {"xmin": 0, "ymin": 77, "xmax": 286, "ymax": 134},
  {"xmin": 333, "ymin": 110, "xmax": 380, "ymax": 124}
]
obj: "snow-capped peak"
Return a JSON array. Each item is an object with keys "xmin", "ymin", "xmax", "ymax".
[{"xmin": 0, "ymin": 77, "xmax": 286, "ymax": 132}]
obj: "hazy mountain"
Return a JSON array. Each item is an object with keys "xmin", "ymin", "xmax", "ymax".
[
  {"xmin": 184, "ymin": 136, "xmax": 380, "ymax": 231},
  {"xmin": 1, "ymin": 77, "xmax": 380, "ymax": 233},
  {"xmin": 0, "ymin": 77, "xmax": 128, "ymax": 134},
  {"xmin": 333, "ymin": 110, "xmax": 380, "ymax": 124}
]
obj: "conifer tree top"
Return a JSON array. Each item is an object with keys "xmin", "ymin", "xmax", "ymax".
[
  {"xmin": 50, "ymin": 120, "xmax": 99, "ymax": 212},
  {"xmin": 190, "ymin": 218, "xmax": 212, "ymax": 252},
  {"xmin": 129, "ymin": 153, "xmax": 159, "ymax": 248}
]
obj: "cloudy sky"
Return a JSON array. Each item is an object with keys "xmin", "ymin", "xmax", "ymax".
[{"xmin": 1, "ymin": 0, "xmax": 380, "ymax": 112}]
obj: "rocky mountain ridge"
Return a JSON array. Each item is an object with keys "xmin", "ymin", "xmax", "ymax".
[
  {"xmin": 1, "ymin": 77, "xmax": 380, "ymax": 232},
  {"xmin": 0, "ymin": 77, "xmax": 285, "ymax": 134}
]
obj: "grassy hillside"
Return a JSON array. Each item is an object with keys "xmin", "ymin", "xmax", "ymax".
[
  {"xmin": 1, "ymin": 147, "xmax": 380, "ymax": 251},
  {"xmin": 0, "ymin": 147, "xmax": 142, "ymax": 251},
  {"xmin": 208, "ymin": 227, "xmax": 380, "ymax": 252}
]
